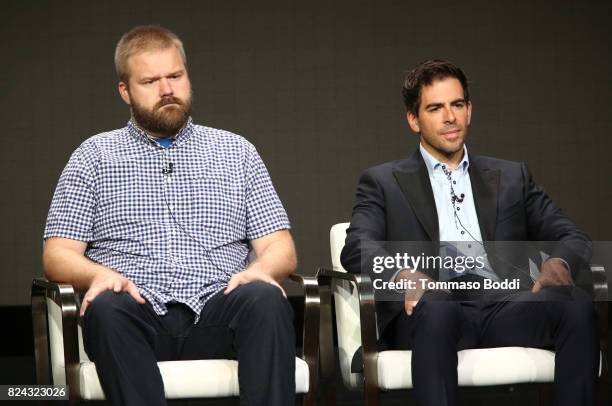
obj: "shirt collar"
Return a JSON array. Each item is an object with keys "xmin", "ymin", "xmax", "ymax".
[
  {"xmin": 127, "ymin": 116, "xmax": 194, "ymax": 148},
  {"xmin": 419, "ymin": 143, "xmax": 470, "ymax": 175}
]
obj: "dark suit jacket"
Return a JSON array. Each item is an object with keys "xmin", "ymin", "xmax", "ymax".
[{"xmin": 340, "ymin": 149, "xmax": 592, "ymax": 339}]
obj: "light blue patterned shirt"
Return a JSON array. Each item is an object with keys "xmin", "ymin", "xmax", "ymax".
[
  {"xmin": 419, "ymin": 144, "xmax": 498, "ymax": 281},
  {"xmin": 44, "ymin": 118, "xmax": 290, "ymax": 320}
]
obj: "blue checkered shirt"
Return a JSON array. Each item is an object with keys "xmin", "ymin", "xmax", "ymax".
[{"xmin": 44, "ymin": 118, "xmax": 290, "ymax": 321}]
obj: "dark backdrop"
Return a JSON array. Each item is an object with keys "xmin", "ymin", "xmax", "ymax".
[{"xmin": 1, "ymin": 0, "xmax": 611, "ymax": 305}]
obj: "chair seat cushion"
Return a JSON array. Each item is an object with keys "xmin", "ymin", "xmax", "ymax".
[
  {"xmin": 79, "ymin": 357, "xmax": 309, "ymax": 399},
  {"xmin": 377, "ymin": 347, "xmax": 557, "ymax": 390}
]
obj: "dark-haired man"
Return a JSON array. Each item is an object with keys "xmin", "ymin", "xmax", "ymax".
[
  {"xmin": 341, "ymin": 60, "xmax": 598, "ymax": 406},
  {"xmin": 43, "ymin": 26, "xmax": 297, "ymax": 406}
]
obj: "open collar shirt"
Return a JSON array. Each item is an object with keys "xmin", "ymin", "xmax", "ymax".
[
  {"xmin": 419, "ymin": 144, "xmax": 498, "ymax": 281},
  {"xmin": 44, "ymin": 118, "xmax": 290, "ymax": 321}
]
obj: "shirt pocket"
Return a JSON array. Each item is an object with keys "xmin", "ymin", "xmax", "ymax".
[{"xmin": 188, "ymin": 175, "xmax": 246, "ymax": 248}]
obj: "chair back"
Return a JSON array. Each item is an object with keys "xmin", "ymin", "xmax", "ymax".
[
  {"xmin": 46, "ymin": 298, "xmax": 90, "ymax": 384},
  {"xmin": 330, "ymin": 223, "xmax": 365, "ymax": 389}
]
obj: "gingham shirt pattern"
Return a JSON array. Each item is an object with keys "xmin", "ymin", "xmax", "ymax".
[{"xmin": 44, "ymin": 118, "xmax": 290, "ymax": 320}]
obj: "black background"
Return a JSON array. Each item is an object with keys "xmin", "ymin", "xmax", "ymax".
[{"xmin": 1, "ymin": 0, "xmax": 610, "ymax": 307}]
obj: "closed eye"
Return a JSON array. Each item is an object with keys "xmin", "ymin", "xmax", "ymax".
[{"xmin": 168, "ymin": 71, "xmax": 184, "ymax": 80}]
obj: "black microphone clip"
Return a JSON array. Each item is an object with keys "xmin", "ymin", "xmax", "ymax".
[{"xmin": 162, "ymin": 162, "xmax": 174, "ymax": 175}]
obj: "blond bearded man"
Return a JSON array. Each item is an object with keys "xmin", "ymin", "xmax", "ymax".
[{"xmin": 43, "ymin": 26, "xmax": 297, "ymax": 406}]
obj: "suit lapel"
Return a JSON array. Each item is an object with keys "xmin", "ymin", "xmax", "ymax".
[
  {"xmin": 393, "ymin": 152, "xmax": 439, "ymax": 241},
  {"xmin": 468, "ymin": 155, "xmax": 500, "ymax": 241}
]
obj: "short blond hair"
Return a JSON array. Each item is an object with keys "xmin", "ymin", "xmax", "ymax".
[{"xmin": 115, "ymin": 25, "xmax": 187, "ymax": 83}]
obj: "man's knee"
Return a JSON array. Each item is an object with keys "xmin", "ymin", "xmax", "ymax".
[
  {"xmin": 232, "ymin": 282, "xmax": 294, "ymax": 323},
  {"xmin": 414, "ymin": 300, "xmax": 464, "ymax": 336},
  {"xmin": 84, "ymin": 290, "xmax": 141, "ymax": 327},
  {"xmin": 536, "ymin": 287, "xmax": 596, "ymax": 325},
  {"xmin": 559, "ymin": 297, "xmax": 597, "ymax": 331},
  {"xmin": 82, "ymin": 291, "xmax": 149, "ymax": 360}
]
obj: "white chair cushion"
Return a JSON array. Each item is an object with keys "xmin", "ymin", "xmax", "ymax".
[
  {"xmin": 47, "ymin": 298, "xmax": 309, "ymax": 399},
  {"xmin": 329, "ymin": 223, "xmax": 604, "ymax": 392},
  {"xmin": 377, "ymin": 347, "xmax": 558, "ymax": 390},
  {"xmin": 79, "ymin": 357, "xmax": 310, "ymax": 399}
]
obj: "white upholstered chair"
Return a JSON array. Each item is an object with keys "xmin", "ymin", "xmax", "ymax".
[
  {"xmin": 318, "ymin": 222, "xmax": 607, "ymax": 405},
  {"xmin": 31, "ymin": 274, "xmax": 320, "ymax": 405}
]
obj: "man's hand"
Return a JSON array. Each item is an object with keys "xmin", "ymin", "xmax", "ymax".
[
  {"xmin": 395, "ymin": 269, "xmax": 434, "ymax": 316},
  {"xmin": 532, "ymin": 258, "xmax": 574, "ymax": 293},
  {"xmin": 43, "ymin": 237, "xmax": 147, "ymax": 317},
  {"xmin": 222, "ymin": 229, "xmax": 296, "ymax": 297},
  {"xmin": 224, "ymin": 267, "xmax": 286, "ymax": 297},
  {"xmin": 80, "ymin": 271, "xmax": 145, "ymax": 316}
]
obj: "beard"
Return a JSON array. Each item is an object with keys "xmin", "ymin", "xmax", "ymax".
[{"xmin": 131, "ymin": 93, "xmax": 192, "ymax": 138}]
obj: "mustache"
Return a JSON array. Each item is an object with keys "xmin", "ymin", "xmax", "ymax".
[{"xmin": 155, "ymin": 97, "xmax": 184, "ymax": 109}]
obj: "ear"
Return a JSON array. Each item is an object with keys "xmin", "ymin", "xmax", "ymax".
[
  {"xmin": 406, "ymin": 111, "xmax": 421, "ymax": 134},
  {"xmin": 466, "ymin": 101, "xmax": 472, "ymax": 125},
  {"xmin": 118, "ymin": 81, "xmax": 131, "ymax": 105}
]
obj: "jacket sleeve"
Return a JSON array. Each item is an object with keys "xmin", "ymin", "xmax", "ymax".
[
  {"xmin": 340, "ymin": 168, "xmax": 434, "ymax": 292},
  {"xmin": 522, "ymin": 162, "xmax": 592, "ymax": 279}
]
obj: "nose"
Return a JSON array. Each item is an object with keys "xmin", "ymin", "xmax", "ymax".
[
  {"xmin": 443, "ymin": 106, "xmax": 456, "ymax": 123},
  {"xmin": 158, "ymin": 78, "xmax": 173, "ymax": 97}
]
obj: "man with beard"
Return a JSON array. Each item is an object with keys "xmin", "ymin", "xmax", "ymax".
[
  {"xmin": 341, "ymin": 60, "xmax": 598, "ymax": 406},
  {"xmin": 43, "ymin": 26, "xmax": 297, "ymax": 406}
]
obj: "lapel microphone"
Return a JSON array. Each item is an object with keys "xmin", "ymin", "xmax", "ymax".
[
  {"xmin": 442, "ymin": 164, "xmax": 464, "ymax": 203},
  {"xmin": 162, "ymin": 162, "xmax": 174, "ymax": 174},
  {"xmin": 453, "ymin": 193, "xmax": 465, "ymax": 203}
]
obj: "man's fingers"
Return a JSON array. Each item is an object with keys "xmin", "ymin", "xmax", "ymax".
[
  {"xmin": 79, "ymin": 297, "xmax": 91, "ymax": 317},
  {"xmin": 126, "ymin": 282, "xmax": 145, "ymax": 304},
  {"xmin": 241, "ymin": 272, "xmax": 286, "ymax": 298},
  {"xmin": 532, "ymin": 269, "xmax": 573, "ymax": 293},
  {"xmin": 531, "ymin": 280, "xmax": 542, "ymax": 293},
  {"xmin": 268, "ymin": 279, "xmax": 287, "ymax": 298},
  {"xmin": 405, "ymin": 300, "xmax": 418, "ymax": 316},
  {"xmin": 538, "ymin": 261, "xmax": 574, "ymax": 290},
  {"xmin": 80, "ymin": 287, "xmax": 103, "ymax": 316},
  {"xmin": 224, "ymin": 273, "xmax": 287, "ymax": 298},
  {"xmin": 224, "ymin": 276, "xmax": 242, "ymax": 295},
  {"xmin": 557, "ymin": 271, "xmax": 573, "ymax": 285}
]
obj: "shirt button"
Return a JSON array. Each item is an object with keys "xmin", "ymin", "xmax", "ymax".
[
  {"xmin": 453, "ymin": 181, "xmax": 456, "ymax": 184},
  {"xmin": 461, "ymin": 231, "xmax": 465, "ymax": 235},
  {"xmin": 457, "ymin": 207, "xmax": 460, "ymax": 211}
]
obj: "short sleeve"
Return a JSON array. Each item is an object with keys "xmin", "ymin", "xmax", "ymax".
[
  {"xmin": 244, "ymin": 145, "xmax": 290, "ymax": 240},
  {"xmin": 43, "ymin": 143, "xmax": 98, "ymax": 242}
]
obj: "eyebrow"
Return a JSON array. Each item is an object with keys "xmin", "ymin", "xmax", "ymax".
[
  {"xmin": 424, "ymin": 98, "xmax": 467, "ymax": 110},
  {"xmin": 140, "ymin": 70, "xmax": 184, "ymax": 82}
]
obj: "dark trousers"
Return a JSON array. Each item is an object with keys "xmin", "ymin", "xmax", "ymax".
[
  {"xmin": 384, "ymin": 287, "xmax": 599, "ymax": 406},
  {"xmin": 82, "ymin": 282, "xmax": 296, "ymax": 406}
]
